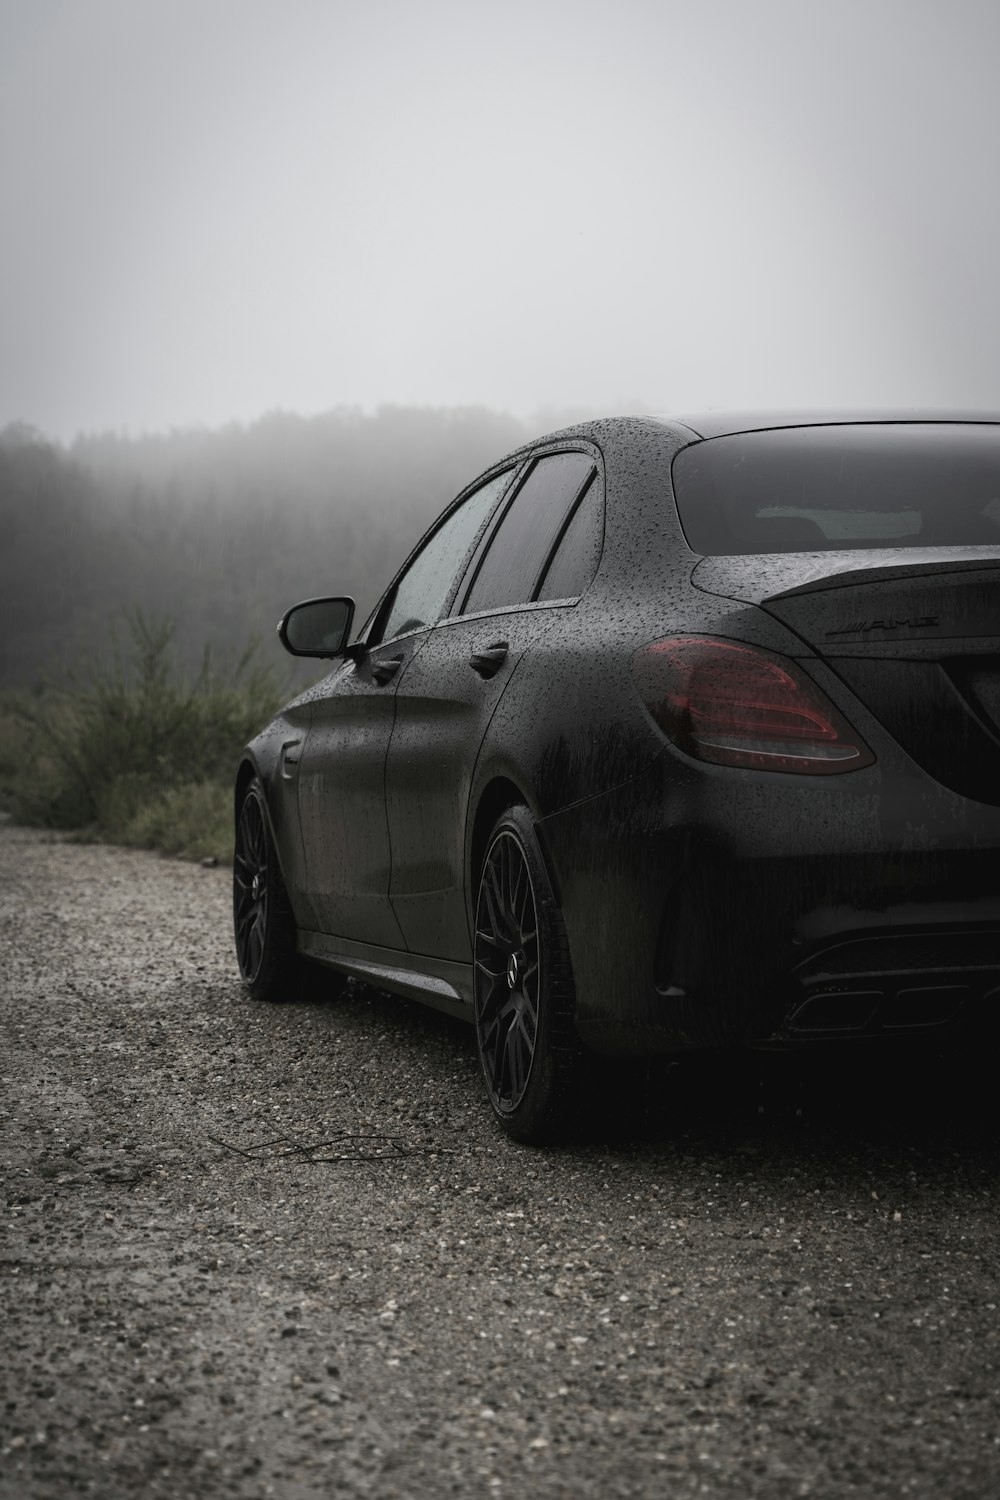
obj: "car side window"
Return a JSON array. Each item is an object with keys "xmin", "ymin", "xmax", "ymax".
[
  {"xmin": 535, "ymin": 472, "xmax": 603, "ymax": 600},
  {"xmin": 372, "ymin": 469, "xmax": 513, "ymax": 646},
  {"xmin": 458, "ymin": 452, "xmax": 596, "ymax": 616}
]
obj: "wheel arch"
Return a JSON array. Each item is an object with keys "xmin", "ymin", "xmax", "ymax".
[
  {"xmin": 466, "ymin": 774, "xmax": 564, "ymax": 936},
  {"xmin": 234, "ymin": 757, "xmax": 258, "ymax": 823},
  {"xmin": 234, "ymin": 756, "xmax": 288, "ymax": 885},
  {"xmin": 468, "ymin": 776, "xmax": 527, "ymax": 895}
]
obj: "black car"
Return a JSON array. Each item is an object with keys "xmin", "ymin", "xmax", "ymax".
[{"xmin": 234, "ymin": 413, "xmax": 1000, "ymax": 1140}]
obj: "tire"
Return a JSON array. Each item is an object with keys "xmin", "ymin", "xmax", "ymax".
[
  {"xmin": 473, "ymin": 805, "xmax": 580, "ymax": 1143},
  {"xmin": 233, "ymin": 778, "xmax": 303, "ymax": 1003}
]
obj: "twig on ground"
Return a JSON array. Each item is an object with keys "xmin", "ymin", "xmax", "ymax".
[{"xmin": 208, "ymin": 1130, "xmax": 460, "ymax": 1162}]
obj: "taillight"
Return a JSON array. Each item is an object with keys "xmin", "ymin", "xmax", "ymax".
[{"xmin": 631, "ymin": 636, "xmax": 875, "ymax": 774}]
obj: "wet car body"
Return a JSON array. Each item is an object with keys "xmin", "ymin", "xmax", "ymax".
[{"xmin": 236, "ymin": 412, "xmax": 1000, "ymax": 1135}]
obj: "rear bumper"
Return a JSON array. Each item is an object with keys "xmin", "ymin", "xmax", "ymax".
[{"xmin": 538, "ymin": 748, "xmax": 1000, "ymax": 1056}]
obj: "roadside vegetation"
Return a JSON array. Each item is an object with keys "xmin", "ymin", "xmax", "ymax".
[{"xmin": 0, "ymin": 612, "xmax": 288, "ymax": 862}]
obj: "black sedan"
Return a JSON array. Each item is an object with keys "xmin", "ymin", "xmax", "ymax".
[{"xmin": 234, "ymin": 413, "xmax": 1000, "ymax": 1141}]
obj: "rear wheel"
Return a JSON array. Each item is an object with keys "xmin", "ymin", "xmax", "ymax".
[
  {"xmin": 233, "ymin": 778, "xmax": 303, "ymax": 1002},
  {"xmin": 473, "ymin": 805, "xmax": 579, "ymax": 1142}
]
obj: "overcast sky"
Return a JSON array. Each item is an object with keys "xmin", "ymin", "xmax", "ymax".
[{"xmin": 2, "ymin": 0, "xmax": 999, "ymax": 441}]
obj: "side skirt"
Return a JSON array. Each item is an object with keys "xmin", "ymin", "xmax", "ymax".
[{"xmin": 298, "ymin": 929, "xmax": 474, "ymax": 1021}]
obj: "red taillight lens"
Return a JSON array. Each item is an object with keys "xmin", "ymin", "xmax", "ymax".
[{"xmin": 631, "ymin": 636, "xmax": 875, "ymax": 774}]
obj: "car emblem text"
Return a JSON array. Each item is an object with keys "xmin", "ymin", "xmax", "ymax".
[{"xmin": 825, "ymin": 614, "xmax": 940, "ymax": 636}]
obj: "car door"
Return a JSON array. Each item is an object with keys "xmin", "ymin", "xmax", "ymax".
[
  {"xmin": 295, "ymin": 470, "xmax": 511, "ymax": 947},
  {"xmin": 385, "ymin": 450, "xmax": 601, "ymax": 960}
]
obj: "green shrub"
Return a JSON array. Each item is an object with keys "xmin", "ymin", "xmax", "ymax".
[
  {"xmin": 1, "ymin": 611, "xmax": 288, "ymax": 861},
  {"xmin": 110, "ymin": 779, "xmax": 236, "ymax": 860}
]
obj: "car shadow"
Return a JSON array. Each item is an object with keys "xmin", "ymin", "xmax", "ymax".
[
  {"xmin": 289, "ymin": 972, "xmax": 1000, "ymax": 1178},
  {"xmin": 577, "ymin": 1039, "xmax": 1000, "ymax": 1178}
]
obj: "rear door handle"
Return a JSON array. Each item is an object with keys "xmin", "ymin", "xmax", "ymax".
[
  {"xmin": 469, "ymin": 642, "xmax": 509, "ymax": 678},
  {"xmin": 371, "ymin": 653, "xmax": 404, "ymax": 685}
]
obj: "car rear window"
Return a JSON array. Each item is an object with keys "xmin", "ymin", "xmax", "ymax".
[{"xmin": 671, "ymin": 424, "xmax": 1000, "ymax": 555}]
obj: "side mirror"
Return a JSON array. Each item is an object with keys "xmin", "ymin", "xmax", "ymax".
[{"xmin": 277, "ymin": 596, "xmax": 356, "ymax": 658}]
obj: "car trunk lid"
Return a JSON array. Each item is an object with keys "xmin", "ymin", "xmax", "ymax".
[{"xmin": 692, "ymin": 548, "xmax": 1000, "ymax": 803}]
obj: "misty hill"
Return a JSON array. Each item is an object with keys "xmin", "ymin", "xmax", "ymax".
[{"xmin": 0, "ymin": 405, "xmax": 561, "ymax": 689}]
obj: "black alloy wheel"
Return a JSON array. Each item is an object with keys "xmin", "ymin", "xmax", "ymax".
[
  {"xmin": 233, "ymin": 778, "xmax": 299, "ymax": 1002},
  {"xmin": 473, "ymin": 805, "xmax": 578, "ymax": 1142}
]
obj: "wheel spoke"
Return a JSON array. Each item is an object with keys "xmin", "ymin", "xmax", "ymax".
[
  {"xmin": 503, "ymin": 838, "xmax": 517, "ymax": 917},
  {"xmin": 477, "ymin": 969, "xmax": 505, "ymax": 1025},
  {"xmin": 480, "ymin": 861, "xmax": 502, "ymax": 939},
  {"xmin": 475, "ymin": 929, "xmax": 506, "ymax": 961},
  {"xmin": 499, "ymin": 995, "xmax": 519, "ymax": 1072},
  {"xmin": 490, "ymin": 853, "xmax": 517, "ymax": 945},
  {"xmin": 505, "ymin": 1016, "xmax": 527, "ymax": 1100},
  {"xmin": 511, "ymin": 858, "xmax": 528, "ymax": 931},
  {"xmin": 516, "ymin": 1013, "xmax": 535, "ymax": 1070}
]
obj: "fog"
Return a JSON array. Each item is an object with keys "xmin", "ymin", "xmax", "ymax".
[
  {"xmin": 3, "ymin": 0, "xmax": 999, "ymax": 441},
  {"xmin": 0, "ymin": 406, "xmax": 541, "ymax": 687}
]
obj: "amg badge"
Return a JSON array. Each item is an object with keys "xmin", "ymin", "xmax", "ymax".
[{"xmin": 826, "ymin": 615, "xmax": 941, "ymax": 636}]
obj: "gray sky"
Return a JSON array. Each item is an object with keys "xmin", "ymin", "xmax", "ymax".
[{"xmin": 2, "ymin": 0, "xmax": 999, "ymax": 440}]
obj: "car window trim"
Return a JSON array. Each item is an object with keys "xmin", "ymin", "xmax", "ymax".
[
  {"xmin": 451, "ymin": 446, "xmax": 601, "ymax": 620},
  {"xmin": 431, "ymin": 595, "xmax": 583, "ymax": 632}
]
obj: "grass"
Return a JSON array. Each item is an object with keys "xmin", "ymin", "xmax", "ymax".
[{"xmin": 0, "ymin": 612, "xmax": 289, "ymax": 862}]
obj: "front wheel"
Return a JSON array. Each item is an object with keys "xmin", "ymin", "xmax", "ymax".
[
  {"xmin": 473, "ymin": 806, "xmax": 580, "ymax": 1142},
  {"xmin": 233, "ymin": 778, "xmax": 302, "ymax": 1002}
]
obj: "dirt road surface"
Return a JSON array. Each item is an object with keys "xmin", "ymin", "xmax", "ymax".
[{"xmin": 2, "ymin": 824, "xmax": 999, "ymax": 1498}]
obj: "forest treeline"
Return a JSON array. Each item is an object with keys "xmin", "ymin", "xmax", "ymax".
[{"xmin": 0, "ymin": 405, "xmax": 585, "ymax": 689}]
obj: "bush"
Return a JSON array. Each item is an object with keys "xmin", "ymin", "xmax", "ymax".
[{"xmin": 1, "ymin": 612, "xmax": 288, "ymax": 861}]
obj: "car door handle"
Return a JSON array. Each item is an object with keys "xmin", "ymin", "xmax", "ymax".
[
  {"xmin": 469, "ymin": 642, "xmax": 509, "ymax": 678},
  {"xmin": 371, "ymin": 653, "xmax": 404, "ymax": 685}
]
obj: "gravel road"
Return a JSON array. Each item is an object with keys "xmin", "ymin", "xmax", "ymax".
[{"xmin": 2, "ymin": 823, "xmax": 999, "ymax": 1499}]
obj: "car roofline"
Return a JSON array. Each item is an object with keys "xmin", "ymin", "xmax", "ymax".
[{"xmin": 649, "ymin": 409, "xmax": 1000, "ymax": 441}]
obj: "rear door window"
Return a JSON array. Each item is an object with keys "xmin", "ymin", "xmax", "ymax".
[
  {"xmin": 458, "ymin": 452, "xmax": 596, "ymax": 615},
  {"xmin": 372, "ymin": 468, "xmax": 513, "ymax": 643},
  {"xmin": 535, "ymin": 472, "xmax": 603, "ymax": 600}
]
